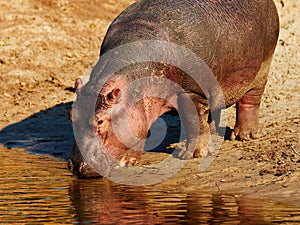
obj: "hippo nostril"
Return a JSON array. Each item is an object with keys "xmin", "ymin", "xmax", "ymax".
[{"xmin": 79, "ymin": 162, "xmax": 87, "ymax": 173}]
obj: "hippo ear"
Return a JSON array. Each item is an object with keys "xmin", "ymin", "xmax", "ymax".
[
  {"xmin": 107, "ymin": 88, "xmax": 121, "ymax": 104},
  {"xmin": 75, "ymin": 78, "xmax": 83, "ymax": 93}
]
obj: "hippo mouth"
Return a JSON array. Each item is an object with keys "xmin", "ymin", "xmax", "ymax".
[
  {"xmin": 67, "ymin": 158, "xmax": 101, "ymax": 178},
  {"xmin": 68, "ymin": 139, "xmax": 144, "ymax": 178},
  {"xmin": 67, "ymin": 143, "xmax": 102, "ymax": 178}
]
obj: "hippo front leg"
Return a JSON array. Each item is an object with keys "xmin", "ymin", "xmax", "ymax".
[{"xmin": 177, "ymin": 93, "xmax": 211, "ymax": 159}]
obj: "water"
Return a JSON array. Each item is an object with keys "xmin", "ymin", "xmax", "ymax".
[{"xmin": 1, "ymin": 148, "xmax": 300, "ymax": 225}]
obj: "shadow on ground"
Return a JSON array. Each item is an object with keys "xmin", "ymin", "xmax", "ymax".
[
  {"xmin": 0, "ymin": 102, "xmax": 74, "ymax": 160},
  {"xmin": 0, "ymin": 103, "xmax": 186, "ymax": 160}
]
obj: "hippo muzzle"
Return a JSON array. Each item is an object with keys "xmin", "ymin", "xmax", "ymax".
[{"xmin": 68, "ymin": 144, "xmax": 101, "ymax": 178}]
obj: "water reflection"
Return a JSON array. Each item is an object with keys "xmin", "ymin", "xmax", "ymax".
[
  {"xmin": 70, "ymin": 179, "xmax": 300, "ymax": 225},
  {"xmin": 1, "ymin": 147, "xmax": 300, "ymax": 224},
  {"xmin": 0, "ymin": 147, "xmax": 76, "ymax": 224}
]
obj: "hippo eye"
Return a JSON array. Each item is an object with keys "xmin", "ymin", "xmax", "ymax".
[{"xmin": 97, "ymin": 120, "xmax": 103, "ymax": 125}]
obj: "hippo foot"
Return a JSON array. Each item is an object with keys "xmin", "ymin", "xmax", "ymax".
[
  {"xmin": 118, "ymin": 149, "xmax": 143, "ymax": 167},
  {"xmin": 178, "ymin": 135, "xmax": 213, "ymax": 160},
  {"xmin": 230, "ymin": 126, "xmax": 264, "ymax": 141}
]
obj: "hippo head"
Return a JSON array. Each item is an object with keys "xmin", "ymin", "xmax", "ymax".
[{"xmin": 68, "ymin": 76, "xmax": 148, "ymax": 178}]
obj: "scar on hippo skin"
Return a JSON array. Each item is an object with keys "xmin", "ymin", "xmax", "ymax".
[{"xmin": 75, "ymin": 78, "xmax": 83, "ymax": 93}]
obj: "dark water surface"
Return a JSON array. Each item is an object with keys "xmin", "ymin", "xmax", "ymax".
[{"xmin": 1, "ymin": 148, "xmax": 300, "ymax": 225}]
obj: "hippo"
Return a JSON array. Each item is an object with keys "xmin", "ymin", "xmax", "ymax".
[{"xmin": 68, "ymin": 0, "xmax": 279, "ymax": 178}]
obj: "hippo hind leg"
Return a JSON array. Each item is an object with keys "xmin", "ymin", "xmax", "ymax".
[
  {"xmin": 230, "ymin": 66, "xmax": 269, "ymax": 141},
  {"xmin": 230, "ymin": 88, "xmax": 265, "ymax": 141}
]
